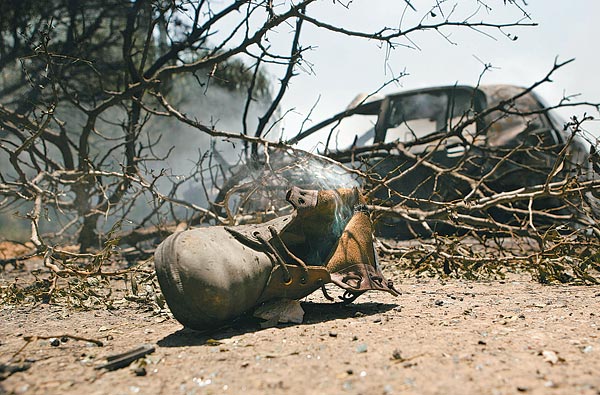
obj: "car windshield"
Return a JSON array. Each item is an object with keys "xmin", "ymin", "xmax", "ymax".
[{"xmin": 384, "ymin": 89, "xmax": 477, "ymax": 144}]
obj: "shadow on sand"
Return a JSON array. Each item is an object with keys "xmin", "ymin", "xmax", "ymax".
[{"xmin": 157, "ymin": 301, "xmax": 397, "ymax": 348}]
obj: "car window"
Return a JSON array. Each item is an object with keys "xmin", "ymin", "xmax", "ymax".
[
  {"xmin": 385, "ymin": 92, "xmax": 448, "ymax": 143},
  {"xmin": 385, "ymin": 118, "xmax": 437, "ymax": 143},
  {"xmin": 383, "ymin": 89, "xmax": 480, "ymax": 146}
]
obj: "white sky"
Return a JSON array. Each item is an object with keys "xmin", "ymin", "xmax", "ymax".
[{"xmin": 262, "ymin": 0, "xmax": 600, "ymax": 142}]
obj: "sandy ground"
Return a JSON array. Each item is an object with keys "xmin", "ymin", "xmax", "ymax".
[{"xmin": 1, "ymin": 253, "xmax": 600, "ymax": 395}]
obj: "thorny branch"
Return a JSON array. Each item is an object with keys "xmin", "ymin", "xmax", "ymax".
[{"xmin": 0, "ymin": 0, "xmax": 599, "ymax": 305}]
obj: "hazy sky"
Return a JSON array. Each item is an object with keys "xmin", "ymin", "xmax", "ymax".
[{"xmin": 263, "ymin": 1, "xmax": 600, "ymax": 143}]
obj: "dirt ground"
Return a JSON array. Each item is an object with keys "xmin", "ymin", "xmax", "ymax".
[{"xmin": 1, "ymin": 246, "xmax": 600, "ymax": 395}]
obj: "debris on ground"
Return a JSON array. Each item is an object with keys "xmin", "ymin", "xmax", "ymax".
[
  {"xmin": 95, "ymin": 344, "xmax": 155, "ymax": 371},
  {"xmin": 253, "ymin": 299, "xmax": 305, "ymax": 325}
]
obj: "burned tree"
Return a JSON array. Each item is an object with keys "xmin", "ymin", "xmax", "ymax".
[
  {"xmin": 0, "ymin": 0, "xmax": 598, "ymax": 294},
  {"xmin": 222, "ymin": 62, "xmax": 600, "ymax": 283}
]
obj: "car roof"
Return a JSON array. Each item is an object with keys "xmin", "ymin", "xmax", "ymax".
[{"xmin": 288, "ymin": 84, "xmax": 549, "ymax": 145}]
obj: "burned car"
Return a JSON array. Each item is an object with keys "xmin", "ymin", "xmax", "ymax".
[{"xmin": 218, "ymin": 85, "xmax": 596, "ymax": 238}]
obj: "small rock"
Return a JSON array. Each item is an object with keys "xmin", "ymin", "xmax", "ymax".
[
  {"xmin": 373, "ymin": 318, "xmax": 382, "ymax": 323},
  {"xmin": 434, "ymin": 300, "xmax": 444, "ymax": 306},
  {"xmin": 60, "ymin": 337, "xmax": 69, "ymax": 343},
  {"xmin": 354, "ymin": 311, "xmax": 366, "ymax": 318},
  {"xmin": 133, "ymin": 367, "xmax": 147, "ymax": 376},
  {"xmin": 356, "ymin": 344, "xmax": 368, "ymax": 353},
  {"xmin": 49, "ymin": 338, "xmax": 60, "ymax": 347},
  {"xmin": 517, "ymin": 386, "xmax": 529, "ymax": 392},
  {"xmin": 581, "ymin": 345, "xmax": 593, "ymax": 354},
  {"xmin": 346, "ymin": 369, "xmax": 354, "ymax": 375},
  {"xmin": 544, "ymin": 380, "xmax": 557, "ymax": 388},
  {"xmin": 392, "ymin": 349, "xmax": 403, "ymax": 360},
  {"xmin": 478, "ymin": 340, "xmax": 487, "ymax": 345},
  {"xmin": 541, "ymin": 350, "xmax": 563, "ymax": 365},
  {"xmin": 329, "ymin": 332, "xmax": 338, "ymax": 338},
  {"xmin": 352, "ymin": 335, "xmax": 358, "ymax": 341}
]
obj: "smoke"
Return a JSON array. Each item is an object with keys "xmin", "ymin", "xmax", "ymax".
[
  {"xmin": 0, "ymin": 76, "xmax": 276, "ymax": 240},
  {"xmin": 288, "ymin": 158, "xmax": 357, "ymax": 258},
  {"xmin": 230, "ymin": 149, "xmax": 359, "ymax": 265},
  {"xmin": 289, "ymin": 155, "xmax": 357, "ymax": 231},
  {"xmin": 286, "ymin": 156, "xmax": 359, "ymax": 190},
  {"xmin": 145, "ymin": 83, "xmax": 274, "ymax": 205}
]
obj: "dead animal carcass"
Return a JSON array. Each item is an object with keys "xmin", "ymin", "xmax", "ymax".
[{"xmin": 154, "ymin": 187, "xmax": 398, "ymax": 330}]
